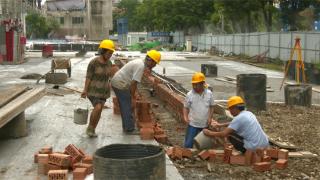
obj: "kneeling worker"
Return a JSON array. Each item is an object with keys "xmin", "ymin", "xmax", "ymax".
[{"xmin": 203, "ymin": 96, "xmax": 269, "ymax": 153}]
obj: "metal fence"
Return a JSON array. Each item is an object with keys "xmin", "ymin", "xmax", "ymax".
[{"xmin": 173, "ymin": 31, "xmax": 320, "ymax": 64}]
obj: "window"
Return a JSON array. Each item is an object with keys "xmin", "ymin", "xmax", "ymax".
[
  {"xmin": 60, "ymin": 17, "xmax": 64, "ymax": 25},
  {"xmin": 72, "ymin": 17, "xmax": 84, "ymax": 24}
]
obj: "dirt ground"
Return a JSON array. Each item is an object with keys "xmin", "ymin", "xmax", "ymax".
[{"xmin": 149, "ymin": 90, "xmax": 320, "ymax": 180}]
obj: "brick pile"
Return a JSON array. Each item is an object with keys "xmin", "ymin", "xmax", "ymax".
[
  {"xmin": 34, "ymin": 144, "xmax": 93, "ymax": 180},
  {"xmin": 165, "ymin": 144, "xmax": 290, "ymax": 172}
]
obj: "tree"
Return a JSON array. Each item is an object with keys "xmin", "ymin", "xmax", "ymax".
[
  {"xmin": 279, "ymin": 0, "xmax": 320, "ymax": 31},
  {"xmin": 26, "ymin": 11, "xmax": 59, "ymax": 39}
]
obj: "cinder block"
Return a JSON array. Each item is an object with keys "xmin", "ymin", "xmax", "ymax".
[
  {"xmin": 266, "ymin": 148, "xmax": 279, "ymax": 159},
  {"xmin": 253, "ymin": 162, "xmax": 272, "ymax": 172},
  {"xmin": 48, "ymin": 170, "xmax": 68, "ymax": 180},
  {"xmin": 275, "ymin": 159, "xmax": 288, "ymax": 170},
  {"xmin": 230, "ymin": 155, "xmax": 246, "ymax": 165},
  {"xmin": 278, "ymin": 149, "xmax": 289, "ymax": 160}
]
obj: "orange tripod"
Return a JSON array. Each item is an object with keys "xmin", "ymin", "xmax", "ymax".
[{"xmin": 280, "ymin": 37, "xmax": 306, "ymax": 90}]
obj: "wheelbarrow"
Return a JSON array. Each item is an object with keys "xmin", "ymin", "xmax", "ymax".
[{"xmin": 51, "ymin": 57, "xmax": 71, "ymax": 77}]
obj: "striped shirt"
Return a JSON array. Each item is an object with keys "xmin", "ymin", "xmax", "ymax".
[{"xmin": 86, "ymin": 57, "xmax": 112, "ymax": 99}]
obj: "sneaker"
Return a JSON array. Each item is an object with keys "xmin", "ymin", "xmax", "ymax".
[
  {"xmin": 86, "ymin": 127, "xmax": 98, "ymax": 137},
  {"xmin": 124, "ymin": 129, "xmax": 140, "ymax": 135}
]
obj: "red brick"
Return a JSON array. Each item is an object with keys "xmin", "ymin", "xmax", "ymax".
[
  {"xmin": 82, "ymin": 155, "xmax": 93, "ymax": 164},
  {"xmin": 65, "ymin": 144, "xmax": 84, "ymax": 163},
  {"xmin": 262, "ymin": 155, "xmax": 272, "ymax": 162},
  {"xmin": 47, "ymin": 163, "xmax": 62, "ymax": 171},
  {"xmin": 275, "ymin": 159, "xmax": 288, "ymax": 170},
  {"xmin": 224, "ymin": 147, "xmax": 233, "ymax": 163},
  {"xmin": 181, "ymin": 148, "xmax": 192, "ymax": 158},
  {"xmin": 137, "ymin": 121, "xmax": 155, "ymax": 128},
  {"xmin": 255, "ymin": 148, "xmax": 265, "ymax": 157},
  {"xmin": 266, "ymin": 148, "xmax": 279, "ymax": 159},
  {"xmin": 34, "ymin": 153, "xmax": 39, "ymax": 163},
  {"xmin": 208, "ymin": 150, "xmax": 216, "ymax": 161},
  {"xmin": 38, "ymin": 154, "xmax": 49, "ymax": 164},
  {"xmin": 245, "ymin": 150, "xmax": 254, "ymax": 166},
  {"xmin": 253, "ymin": 162, "xmax": 272, "ymax": 172},
  {"xmin": 154, "ymin": 126, "xmax": 165, "ymax": 135},
  {"xmin": 39, "ymin": 146, "xmax": 53, "ymax": 154},
  {"xmin": 48, "ymin": 153, "xmax": 71, "ymax": 167},
  {"xmin": 140, "ymin": 128, "xmax": 155, "ymax": 140},
  {"xmin": 166, "ymin": 147, "xmax": 174, "ymax": 157},
  {"xmin": 278, "ymin": 149, "xmax": 289, "ymax": 160},
  {"xmin": 171, "ymin": 147, "xmax": 183, "ymax": 160},
  {"xmin": 198, "ymin": 150, "xmax": 210, "ymax": 160},
  {"xmin": 154, "ymin": 134, "xmax": 168, "ymax": 144},
  {"xmin": 73, "ymin": 163, "xmax": 93, "ymax": 174},
  {"xmin": 251, "ymin": 152, "xmax": 262, "ymax": 164},
  {"xmin": 48, "ymin": 170, "xmax": 68, "ymax": 180},
  {"xmin": 230, "ymin": 155, "xmax": 246, "ymax": 165},
  {"xmin": 38, "ymin": 163, "xmax": 49, "ymax": 175},
  {"xmin": 73, "ymin": 168, "xmax": 87, "ymax": 179}
]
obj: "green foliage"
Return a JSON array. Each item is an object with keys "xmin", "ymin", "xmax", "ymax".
[
  {"xmin": 279, "ymin": 0, "xmax": 320, "ymax": 31},
  {"xmin": 26, "ymin": 11, "xmax": 59, "ymax": 39}
]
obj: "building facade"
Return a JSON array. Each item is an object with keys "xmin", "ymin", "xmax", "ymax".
[{"xmin": 45, "ymin": 0, "xmax": 113, "ymax": 41}]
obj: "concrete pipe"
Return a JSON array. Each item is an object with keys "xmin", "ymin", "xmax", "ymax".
[
  {"xmin": 284, "ymin": 84, "xmax": 312, "ymax": 107},
  {"xmin": 237, "ymin": 73, "xmax": 266, "ymax": 111},
  {"xmin": 93, "ymin": 144, "xmax": 165, "ymax": 180}
]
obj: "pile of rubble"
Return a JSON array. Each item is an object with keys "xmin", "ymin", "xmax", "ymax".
[
  {"xmin": 166, "ymin": 144, "xmax": 289, "ymax": 172},
  {"xmin": 34, "ymin": 144, "xmax": 93, "ymax": 180}
]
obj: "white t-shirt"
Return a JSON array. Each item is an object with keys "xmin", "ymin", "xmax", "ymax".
[
  {"xmin": 111, "ymin": 59, "xmax": 145, "ymax": 90},
  {"xmin": 184, "ymin": 89, "xmax": 214, "ymax": 128},
  {"xmin": 228, "ymin": 111, "xmax": 269, "ymax": 150}
]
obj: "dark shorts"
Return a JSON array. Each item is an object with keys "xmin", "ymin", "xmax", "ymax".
[{"xmin": 88, "ymin": 96, "xmax": 106, "ymax": 107}]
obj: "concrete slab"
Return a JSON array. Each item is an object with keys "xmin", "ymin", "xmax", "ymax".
[{"xmin": 0, "ymin": 52, "xmax": 184, "ymax": 180}]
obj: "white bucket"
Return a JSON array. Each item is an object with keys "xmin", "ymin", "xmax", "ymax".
[
  {"xmin": 74, "ymin": 108, "xmax": 88, "ymax": 125},
  {"xmin": 193, "ymin": 131, "xmax": 214, "ymax": 150}
]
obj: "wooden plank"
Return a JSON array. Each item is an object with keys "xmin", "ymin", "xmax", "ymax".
[
  {"xmin": 268, "ymin": 137, "xmax": 298, "ymax": 150},
  {"xmin": 0, "ymin": 85, "xmax": 29, "ymax": 108},
  {"xmin": 214, "ymin": 77, "xmax": 236, "ymax": 84},
  {"xmin": 289, "ymin": 151, "xmax": 318, "ymax": 158},
  {"xmin": 0, "ymin": 87, "xmax": 46, "ymax": 128}
]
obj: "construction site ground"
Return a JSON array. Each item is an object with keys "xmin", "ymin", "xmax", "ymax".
[{"xmin": 0, "ymin": 51, "xmax": 319, "ymax": 179}]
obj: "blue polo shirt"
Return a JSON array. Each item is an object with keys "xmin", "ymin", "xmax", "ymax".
[{"xmin": 228, "ymin": 110, "xmax": 269, "ymax": 150}]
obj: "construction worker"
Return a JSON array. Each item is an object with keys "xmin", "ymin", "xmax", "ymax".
[
  {"xmin": 203, "ymin": 96, "xmax": 269, "ymax": 153},
  {"xmin": 183, "ymin": 72, "xmax": 214, "ymax": 148},
  {"xmin": 111, "ymin": 50, "xmax": 161, "ymax": 134},
  {"xmin": 81, "ymin": 39, "xmax": 115, "ymax": 137}
]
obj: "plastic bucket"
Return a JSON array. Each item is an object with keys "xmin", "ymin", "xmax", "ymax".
[
  {"xmin": 73, "ymin": 108, "xmax": 88, "ymax": 125},
  {"xmin": 193, "ymin": 131, "xmax": 214, "ymax": 150}
]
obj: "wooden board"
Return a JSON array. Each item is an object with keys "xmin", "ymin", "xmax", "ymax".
[
  {"xmin": 289, "ymin": 151, "xmax": 318, "ymax": 158},
  {"xmin": 0, "ymin": 85, "xmax": 29, "ymax": 108},
  {"xmin": 268, "ymin": 137, "xmax": 298, "ymax": 150},
  {"xmin": 0, "ymin": 87, "xmax": 45, "ymax": 128}
]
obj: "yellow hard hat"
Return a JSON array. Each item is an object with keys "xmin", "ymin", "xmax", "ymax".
[
  {"xmin": 147, "ymin": 50, "xmax": 161, "ymax": 64},
  {"xmin": 227, "ymin": 96, "xmax": 245, "ymax": 108},
  {"xmin": 192, "ymin": 72, "xmax": 205, "ymax": 84},
  {"xmin": 99, "ymin": 39, "xmax": 115, "ymax": 52}
]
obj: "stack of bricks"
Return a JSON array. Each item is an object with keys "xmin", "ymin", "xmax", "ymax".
[
  {"xmin": 154, "ymin": 123, "xmax": 168, "ymax": 144},
  {"xmin": 112, "ymin": 97, "xmax": 120, "ymax": 115},
  {"xmin": 34, "ymin": 144, "xmax": 94, "ymax": 180}
]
